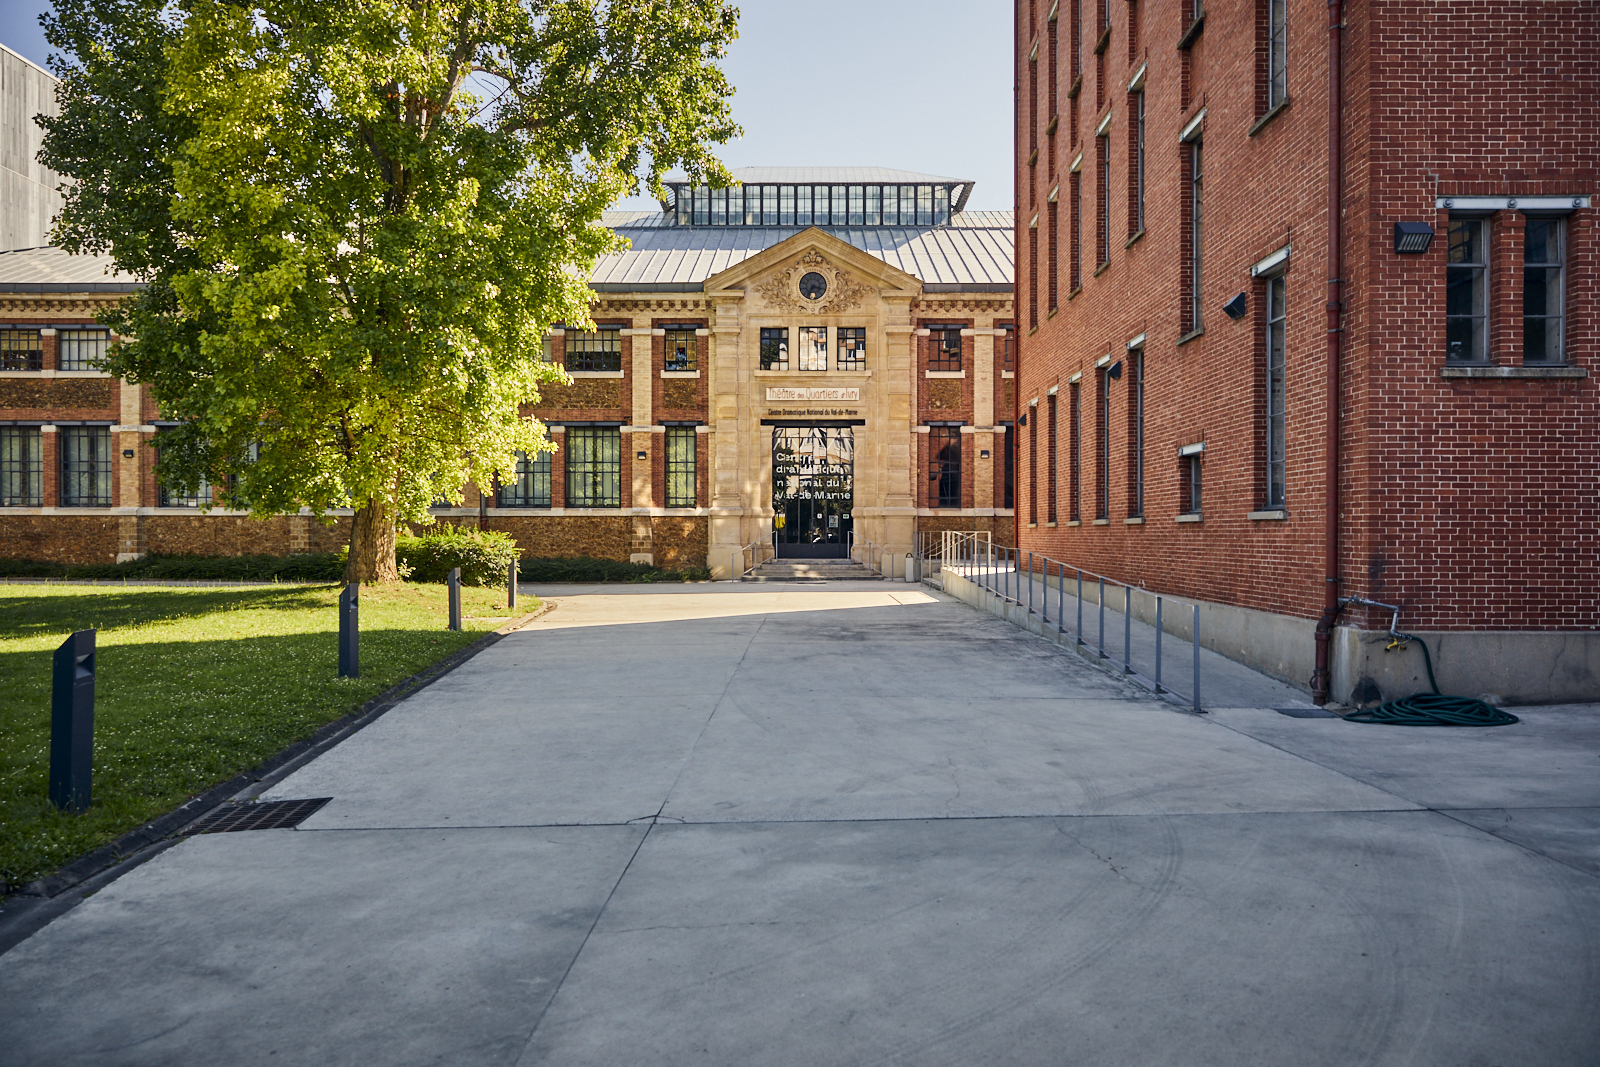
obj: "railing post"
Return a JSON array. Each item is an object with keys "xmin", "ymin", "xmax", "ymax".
[
  {"xmin": 338, "ymin": 582, "xmax": 359, "ymax": 679},
  {"xmin": 1154, "ymin": 596, "xmax": 1164, "ymax": 693},
  {"xmin": 1027, "ymin": 552, "xmax": 1034, "ymax": 614},
  {"xmin": 1056, "ymin": 563, "xmax": 1065, "ymax": 634},
  {"xmin": 1193, "ymin": 603, "xmax": 1202, "ymax": 713},
  {"xmin": 1124, "ymin": 585, "xmax": 1133, "ymax": 674},
  {"xmin": 448, "ymin": 567, "xmax": 462, "ymax": 631},
  {"xmin": 1097, "ymin": 576, "xmax": 1107, "ymax": 657},
  {"xmin": 507, "ymin": 559, "xmax": 518, "ymax": 610},
  {"xmin": 49, "ymin": 628, "xmax": 96, "ymax": 813},
  {"xmin": 1076, "ymin": 570, "xmax": 1084, "ymax": 644}
]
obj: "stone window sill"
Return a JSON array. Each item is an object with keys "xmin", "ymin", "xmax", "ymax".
[
  {"xmin": 1176, "ymin": 513, "xmax": 1203, "ymax": 523},
  {"xmin": 1094, "ymin": 26, "xmax": 1112, "ymax": 54},
  {"xmin": 1045, "ymin": 521, "xmax": 1058, "ymax": 527},
  {"xmin": 1248, "ymin": 97, "xmax": 1292, "ymax": 137},
  {"xmin": 1124, "ymin": 228, "xmax": 1146, "ymax": 250},
  {"xmin": 1177, "ymin": 327, "xmax": 1205, "ymax": 346},
  {"xmin": 925, "ymin": 370, "xmax": 967, "ymax": 379},
  {"xmin": 1092, "ymin": 518, "xmax": 1110, "ymax": 525},
  {"xmin": 1439, "ymin": 364, "xmax": 1586, "ymax": 379},
  {"xmin": 1178, "ymin": 14, "xmax": 1204, "ymax": 49},
  {"xmin": 1066, "ymin": 519, "xmax": 1082, "ymax": 527},
  {"xmin": 660, "ymin": 369, "xmax": 700, "ymax": 378},
  {"xmin": 1002, "ymin": 370, "xmax": 1015, "ymax": 379},
  {"xmin": 753, "ymin": 369, "xmax": 871, "ymax": 378},
  {"xmin": 568, "ymin": 370, "xmax": 624, "ymax": 379},
  {"xmin": 1124, "ymin": 516, "xmax": 1144, "ymax": 524},
  {"xmin": 1248, "ymin": 509, "xmax": 1288, "ymax": 521},
  {"xmin": 1027, "ymin": 522, "xmax": 1038, "ymax": 528},
  {"xmin": 1093, "ymin": 261, "xmax": 1111, "ymax": 278},
  {"xmin": 1067, "ymin": 286, "xmax": 1084, "ymax": 301}
]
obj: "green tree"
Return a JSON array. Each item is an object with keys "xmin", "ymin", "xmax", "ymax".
[{"xmin": 40, "ymin": 0, "xmax": 739, "ymax": 580}]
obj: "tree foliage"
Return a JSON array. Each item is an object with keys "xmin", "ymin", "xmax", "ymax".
[{"xmin": 39, "ymin": 0, "xmax": 739, "ymax": 580}]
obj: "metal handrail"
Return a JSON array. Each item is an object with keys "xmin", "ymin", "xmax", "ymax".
[
  {"xmin": 851, "ymin": 538, "xmax": 889, "ymax": 577},
  {"xmin": 733, "ymin": 539, "xmax": 774, "ymax": 580},
  {"xmin": 938, "ymin": 530, "xmax": 1206, "ymax": 712}
]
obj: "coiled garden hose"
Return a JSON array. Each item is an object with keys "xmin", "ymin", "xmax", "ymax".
[{"xmin": 1343, "ymin": 632, "xmax": 1520, "ymax": 727}]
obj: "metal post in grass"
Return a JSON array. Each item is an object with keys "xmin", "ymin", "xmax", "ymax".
[
  {"xmin": 338, "ymin": 583, "xmax": 359, "ymax": 679},
  {"xmin": 1193, "ymin": 603, "xmax": 1202, "ymax": 713},
  {"xmin": 507, "ymin": 559, "xmax": 518, "ymax": 610},
  {"xmin": 49, "ymin": 629, "xmax": 96, "ymax": 813},
  {"xmin": 448, "ymin": 567, "xmax": 462, "ymax": 631}
]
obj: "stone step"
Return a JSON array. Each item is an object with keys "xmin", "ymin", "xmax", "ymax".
[{"xmin": 741, "ymin": 559, "xmax": 885, "ymax": 582}]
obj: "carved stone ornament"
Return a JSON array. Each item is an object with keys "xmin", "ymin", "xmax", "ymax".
[{"xmin": 752, "ymin": 249, "xmax": 872, "ymax": 315}]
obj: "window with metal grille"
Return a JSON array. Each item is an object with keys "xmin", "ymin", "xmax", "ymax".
[
  {"xmin": 1182, "ymin": 453, "xmax": 1202, "ymax": 515},
  {"xmin": 564, "ymin": 327, "xmax": 622, "ymax": 372},
  {"xmin": 1, "ymin": 426, "xmax": 43, "ymax": 505},
  {"xmin": 1069, "ymin": 382, "xmax": 1082, "ymax": 521},
  {"xmin": 663, "ymin": 326, "xmax": 698, "ymax": 371},
  {"xmin": 58, "ymin": 329, "xmax": 109, "ymax": 371},
  {"xmin": 0, "ymin": 329, "xmax": 43, "ymax": 371},
  {"xmin": 565, "ymin": 428, "xmax": 621, "ymax": 508},
  {"xmin": 1047, "ymin": 394, "xmax": 1059, "ymax": 523},
  {"xmin": 1525, "ymin": 217, "xmax": 1565, "ymax": 363},
  {"xmin": 499, "ymin": 450, "xmax": 551, "ymax": 508},
  {"xmin": 1003, "ymin": 424, "xmax": 1016, "ymax": 509},
  {"xmin": 61, "ymin": 426, "xmax": 112, "ymax": 506},
  {"xmin": 1000, "ymin": 324, "xmax": 1016, "ymax": 372},
  {"xmin": 1266, "ymin": 0, "xmax": 1288, "ymax": 111},
  {"xmin": 1048, "ymin": 195, "xmax": 1059, "ymax": 311},
  {"xmin": 1070, "ymin": 170, "xmax": 1083, "ymax": 292},
  {"xmin": 1132, "ymin": 89, "xmax": 1146, "ymax": 235},
  {"xmin": 1264, "ymin": 276, "xmax": 1287, "ymax": 508},
  {"xmin": 666, "ymin": 427, "xmax": 696, "ymax": 508},
  {"xmin": 1187, "ymin": 139, "xmax": 1204, "ymax": 333},
  {"xmin": 929, "ymin": 426, "xmax": 962, "ymax": 508},
  {"xmin": 1127, "ymin": 350, "xmax": 1144, "ymax": 518},
  {"xmin": 760, "ymin": 327, "xmax": 789, "ymax": 370},
  {"xmin": 1096, "ymin": 134, "xmax": 1111, "ymax": 268},
  {"xmin": 928, "ymin": 327, "xmax": 963, "ymax": 372},
  {"xmin": 1096, "ymin": 370, "xmax": 1111, "ymax": 519},
  {"xmin": 1446, "ymin": 218, "xmax": 1488, "ymax": 363},
  {"xmin": 798, "ymin": 326, "xmax": 827, "ymax": 371},
  {"xmin": 1028, "ymin": 408, "xmax": 1039, "ymax": 525},
  {"xmin": 836, "ymin": 327, "xmax": 866, "ymax": 370},
  {"xmin": 159, "ymin": 457, "xmax": 211, "ymax": 507}
]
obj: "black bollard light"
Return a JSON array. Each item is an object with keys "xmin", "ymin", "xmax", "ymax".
[
  {"xmin": 49, "ymin": 629, "xmax": 96, "ymax": 813},
  {"xmin": 507, "ymin": 558, "xmax": 518, "ymax": 610},
  {"xmin": 448, "ymin": 567, "xmax": 462, "ymax": 631},
  {"xmin": 338, "ymin": 582, "xmax": 359, "ymax": 678}
]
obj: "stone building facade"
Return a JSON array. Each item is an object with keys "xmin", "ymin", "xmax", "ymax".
[
  {"xmin": 1012, "ymin": 0, "xmax": 1599, "ymax": 704},
  {"xmin": 1, "ymin": 170, "xmax": 1016, "ymax": 577}
]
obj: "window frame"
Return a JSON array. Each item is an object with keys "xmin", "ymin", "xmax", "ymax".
[
  {"xmin": 564, "ymin": 427, "xmax": 622, "ymax": 508},
  {"xmin": 60, "ymin": 425, "xmax": 113, "ymax": 507},
  {"xmin": 1523, "ymin": 215, "xmax": 1566, "ymax": 364},
  {"xmin": 928, "ymin": 326, "xmax": 964, "ymax": 372},
  {"xmin": 564, "ymin": 326, "xmax": 623, "ymax": 372},
  {"xmin": 929, "ymin": 425, "xmax": 963, "ymax": 509},
  {"xmin": 1263, "ymin": 273, "xmax": 1288, "ymax": 509},
  {"xmin": 1069, "ymin": 382, "xmax": 1082, "ymax": 521},
  {"xmin": 1182, "ymin": 454, "xmax": 1203, "ymax": 516},
  {"xmin": 0, "ymin": 329, "xmax": 43, "ymax": 372},
  {"xmin": 58, "ymin": 328, "xmax": 110, "ymax": 371},
  {"xmin": 1096, "ymin": 369, "xmax": 1111, "ymax": 520},
  {"xmin": 759, "ymin": 327, "xmax": 790, "ymax": 371},
  {"xmin": 836, "ymin": 327, "xmax": 867, "ymax": 371},
  {"xmin": 798, "ymin": 325, "xmax": 828, "ymax": 372},
  {"xmin": 662, "ymin": 326, "xmax": 698, "ymax": 372},
  {"xmin": 665, "ymin": 426, "xmax": 697, "ymax": 508},
  {"xmin": 1046, "ymin": 392, "xmax": 1059, "ymax": 524},
  {"xmin": 498, "ymin": 449, "xmax": 552, "ymax": 508},
  {"xmin": 1126, "ymin": 349, "xmax": 1144, "ymax": 518},
  {"xmin": 1187, "ymin": 138, "xmax": 1205, "ymax": 333},
  {"xmin": 1445, "ymin": 216, "xmax": 1490, "ymax": 364},
  {"xmin": 1266, "ymin": 0, "xmax": 1288, "ymax": 111},
  {"xmin": 0, "ymin": 425, "xmax": 43, "ymax": 506}
]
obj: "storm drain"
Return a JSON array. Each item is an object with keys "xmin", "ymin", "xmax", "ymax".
[
  {"xmin": 1276, "ymin": 706, "xmax": 1340, "ymax": 719},
  {"xmin": 180, "ymin": 798, "xmax": 332, "ymax": 835}
]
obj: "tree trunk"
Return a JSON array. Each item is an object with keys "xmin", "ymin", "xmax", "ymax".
[{"xmin": 345, "ymin": 496, "xmax": 400, "ymax": 582}]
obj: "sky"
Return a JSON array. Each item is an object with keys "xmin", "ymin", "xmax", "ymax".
[{"xmin": 0, "ymin": 0, "xmax": 1014, "ymax": 213}]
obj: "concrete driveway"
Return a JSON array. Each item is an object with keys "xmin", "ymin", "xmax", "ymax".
[{"xmin": 2, "ymin": 582, "xmax": 1598, "ymax": 1066}]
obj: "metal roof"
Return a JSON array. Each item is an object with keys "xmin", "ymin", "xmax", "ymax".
[
  {"xmin": 591, "ymin": 211, "xmax": 1014, "ymax": 293},
  {"xmin": 718, "ymin": 166, "xmax": 972, "ymax": 186},
  {"xmin": 0, "ymin": 247, "xmax": 142, "ymax": 292}
]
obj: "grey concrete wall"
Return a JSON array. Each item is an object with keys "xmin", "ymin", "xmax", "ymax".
[{"xmin": 0, "ymin": 44, "xmax": 62, "ymax": 250}]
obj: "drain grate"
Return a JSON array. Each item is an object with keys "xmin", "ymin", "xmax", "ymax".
[
  {"xmin": 1276, "ymin": 706, "xmax": 1340, "ymax": 719},
  {"xmin": 180, "ymin": 798, "xmax": 332, "ymax": 835}
]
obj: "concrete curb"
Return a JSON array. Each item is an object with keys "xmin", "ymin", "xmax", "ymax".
[{"xmin": 0, "ymin": 600, "xmax": 552, "ymax": 956}]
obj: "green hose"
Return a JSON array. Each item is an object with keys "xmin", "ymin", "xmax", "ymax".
[{"xmin": 1343, "ymin": 632, "xmax": 1520, "ymax": 727}]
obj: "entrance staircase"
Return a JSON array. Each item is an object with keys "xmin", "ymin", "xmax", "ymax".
[{"xmin": 741, "ymin": 558, "xmax": 884, "ymax": 582}]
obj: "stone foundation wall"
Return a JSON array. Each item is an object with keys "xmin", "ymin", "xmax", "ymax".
[{"xmin": 0, "ymin": 515, "xmax": 121, "ymax": 563}]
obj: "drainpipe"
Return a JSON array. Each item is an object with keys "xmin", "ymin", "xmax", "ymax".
[{"xmin": 1311, "ymin": 0, "xmax": 1345, "ymax": 705}]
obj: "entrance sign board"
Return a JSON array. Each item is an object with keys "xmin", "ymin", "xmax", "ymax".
[{"xmin": 765, "ymin": 387, "xmax": 861, "ymax": 401}]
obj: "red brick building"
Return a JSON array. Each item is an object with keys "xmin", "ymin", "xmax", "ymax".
[{"xmin": 1013, "ymin": 0, "xmax": 1599, "ymax": 704}]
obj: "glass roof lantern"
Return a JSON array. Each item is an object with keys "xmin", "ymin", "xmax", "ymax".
[{"xmin": 666, "ymin": 169, "xmax": 972, "ymax": 228}]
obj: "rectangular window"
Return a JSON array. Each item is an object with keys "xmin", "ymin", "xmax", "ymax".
[
  {"xmin": 711, "ymin": 187, "xmax": 727, "ymax": 225},
  {"xmin": 881, "ymin": 185, "xmax": 898, "ymax": 226},
  {"xmin": 929, "ymin": 426, "xmax": 962, "ymax": 509},
  {"xmin": 1182, "ymin": 454, "xmax": 1203, "ymax": 515},
  {"xmin": 760, "ymin": 327, "xmax": 790, "ymax": 370},
  {"xmin": 798, "ymin": 326, "xmax": 828, "ymax": 371},
  {"xmin": 1028, "ymin": 410, "xmax": 1039, "ymax": 525},
  {"xmin": 1096, "ymin": 370, "xmax": 1110, "ymax": 519},
  {"xmin": 848, "ymin": 185, "xmax": 865, "ymax": 225},
  {"xmin": 1096, "ymin": 134, "xmax": 1111, "ymax": 267},
  {"xmin": 1187, "ymin": 139, "xmax": 1204, "ymax": 332},
  {"xmin": 763, "ymin": 185, "xmax": 778, "ymax": 225},
  {"xmin": 663, "ymin": 326, "xmax": 698, "ymax": 371},
  {"xmin": 1070, "ymin": 170, "xmax": 1082, "ymax": 292},
  {"xmin": 61, "ymin": 426, "xmax": 112, "ymax": 507},
  {"xmin": 159, "ymin": 462, "xmax": 212, "ymax": 507},
  {"xmin": 929, "ymin": 326, "xmax": 964, "ymax": 372},
  {"xmin": 1071, "ymin": 0, "xmax": 1082, "ymax": 80},
  {"xmin": 1446, "ymin": 218, "xmax": 1488, "ymax": 363},
  {"xmin": 1001, "ymin": 324, "xmax": 1016, "ymax": 371},
  {"xmin": 0, "ymin": 329, "xmax": 43, "ymax": 372},
  {"xmin": 917, "ymin": 185, "xmax": 933, "ymax": 226},
  {"xmin": 1132, "ymin": 90, "xmax": 1146, "ymax": 234},
  {"xmin": 565, "ymin": 327, "xmax": 622, "ymax": 372},
  {"xmin": 779, "ymin": 185, "xmax": 795, "ymax": 225},
  {"xmin": 58, "ymin": 329, "xmax": 110, "ymax": 371},
  {"xmin": 1046, "ymin": 393, "xmax": 1059, "ymax": 523},
  {"xmin": 1048, "ymin": 10, "xmax": 1059, "ymax": 121},
  {"xmin": 1029, "ymin": 222, "xmax": 1040, "ymax": 329},
  {"xmin": 665, "ymin": 427, "xmax": 697, "ymax": 508},
  {"xmin": 499, "ymin": 450, "xmax": 551, "ymax": 508},
  {"xmin": 1069, "ymin": 382, "xmax": 1082, "ymax": 521},
  {"xmin": 1264, "ymin": 275, "xmax": 1287, "ymax": 508},
  {"xmin": 1266, "ymin": 0, "xmax": 1288, "ymax": 111},
  {"xmin": 565, "ymin": 428, "xmax": 621, "ymax": 508},
  {"xmin": 1126, "ymin": 349, "xmax": 1144, "ymax": 518},
  {"xmin": 796, "ymin": 185, "xmax": 813, "ymax": 227},
  {"xmin": 1525, "ymin": 217, "xmax": 1565, "ymax": 363},
  {"xmin": 1048, "ymin": 195, "xmax": 1059, "ymax": 311},
  {"xmin": 0, "ymin": 426, "xmax": 43, "ymax": 505},
  {"xmin": 837, "ymin": 327, "xmax": 867, "ymax": 370},
  {"xmin": 1003, "ymin": 424, "xmax": 1016, "ymax": 509},
  {"xmin": 865, "ymin": 185, "xmax": 881, "ymax": 225}
]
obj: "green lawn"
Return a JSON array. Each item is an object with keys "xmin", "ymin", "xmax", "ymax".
[{"xmin": 0, "ymin": 583, "xmax": 533, "ymax": 893}]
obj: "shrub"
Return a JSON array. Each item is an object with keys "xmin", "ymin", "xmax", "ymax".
[
  {"xmin": 397, "ymin": 526, "xmax": 520, "ymax": 586},
  {"xmin": 517, "ymin": 556, "xmax": 711, "ymax": 584},
  {"xmin": 0, "ymin": 552, "xmax": 344, "ymax": 582}
]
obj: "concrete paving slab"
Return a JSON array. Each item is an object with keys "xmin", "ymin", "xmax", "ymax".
[
  {"xmin": 1208, "ymin": 705, "xmax": 1600, "ymax": 809},
  {"xmin": 524, "ymin": 814, "xmax": 1600, "ymax": 1067},
  {"xmin": 1442, "ymin": 806, "xmax": 1600, "ymax": 876},
  {"xmin": 0, "ymin": 825, "xmax": 644, "ymax": 1067}
]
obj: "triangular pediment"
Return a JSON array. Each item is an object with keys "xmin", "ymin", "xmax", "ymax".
[{"xmin": 705, "ymin": 228, "xmax": 921, "ymax": 312}]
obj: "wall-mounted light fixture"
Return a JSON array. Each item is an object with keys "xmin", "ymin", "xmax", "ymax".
[
  {"xmin": 1394, "ymin": 221, "xmax": 1435, "ymax": 253},
  {"xmin": 1107, "ymin": 360, "xmax": 1123, "ymax": 380},
  {"xmin": 636, "ymin": 451, "xmax": 648, "ymax": 460},
  {"xmin": 980, "ymin": 449, "xmax": 991, "ymax": 458},
  {"xmin": 122, "ymin": 449, "xmax": 135, "ymax": 458},
  {"xmin": 1222, "ymin": 293, "xmax": 1248, "ymax": 320}
]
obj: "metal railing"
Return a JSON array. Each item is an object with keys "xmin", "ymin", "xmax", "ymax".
[
  {"xmin": 733, "ymin": 538, "xmax": 774, "ymax": 580},
  {"xmin": 851, "ymin": 538, "xmax": 891, "ymax": 577},
  {"xmin": 939, "ymin": 531, "xmax": 1205, "ymax": 713}
]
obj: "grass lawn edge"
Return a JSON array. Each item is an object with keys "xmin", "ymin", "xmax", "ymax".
[{"xmin": 0, "ymin": 600, "xmax": 555, "ymax": 952}]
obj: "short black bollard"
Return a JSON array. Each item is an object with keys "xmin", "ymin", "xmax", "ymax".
[
  {"xmin": 448, "ymin": 567, "xmax": 462, "ymax": 631},
  {"xmin": 507, "ymin": 558, "xmax": 518, "ymax": 610},
  {"xmin": 338, "ymin": 582, "xmax": 359, "ymax": 678},
  {"xmin": 50, "ymin": 629, "xmax": 96, "ymax": 813}
]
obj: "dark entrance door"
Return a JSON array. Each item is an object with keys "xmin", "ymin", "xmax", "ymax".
[{"xmin": 772, "ymin": 426, "xmax": 853, "ymax": 558}]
